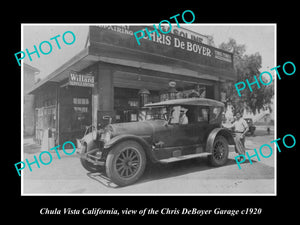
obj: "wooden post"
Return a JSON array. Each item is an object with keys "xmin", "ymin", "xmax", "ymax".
[{"xmin": 93, "ymin": 63, "xmax": 115, "ymax": 126}]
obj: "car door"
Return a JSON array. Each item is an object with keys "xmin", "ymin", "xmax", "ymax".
[
  {"xmin": 149, "ymin": 106, "xmax": 194, "ymax": 147},
  {"xmin": 152, "ymin": 120, "xmax": 174, "ymax": 147},
  {"xmin": 194, "ymin": 106, "xmax": 210, "ymax": 145},
  {"xmin": 195, "ymin": 106, "xmax": 223, "ymax": 146},
  {"xmin": 169, "ymin": 105, "xmax": 199, "ymax": 147},
  {"xmin": 167, "ymin": 123, "xmax": 194, "ymax": 147}
]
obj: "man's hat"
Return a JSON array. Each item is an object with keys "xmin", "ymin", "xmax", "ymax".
[{"xmin": 180, "ymin": 107, "xmax": 188, "ymax": 113}]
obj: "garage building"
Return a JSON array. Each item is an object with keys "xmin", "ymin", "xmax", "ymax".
[{"xmin": 28, "ymin": 25, "xmax": 236, "ymax": 148}]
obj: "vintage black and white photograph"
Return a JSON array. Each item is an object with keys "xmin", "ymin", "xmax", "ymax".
[{"xmin": 21, "ymin": 24, "xmax": 276, "ymax": 195}]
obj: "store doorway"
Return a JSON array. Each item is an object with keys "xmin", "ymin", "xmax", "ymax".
[
  {"xmin": 114, "ymin": 87, "xmax": 160, "ymax": 123},
  {"xmin": 114, "ymin": 87, "xmax": 139, "ymax": 123},
  {"xmin": 34, "ymin": 106, "xmax": 56, "ymax": 148},
  {"xmin": 59, "ymin": 86, "xmax": 92, "ymax": 146}
]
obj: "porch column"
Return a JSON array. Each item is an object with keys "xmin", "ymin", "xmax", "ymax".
[
  {"xmin": 92, "ymin": 64, "xmax": 114, "ymax": 126},
  {"xmin": 214, "ymin": 82, "xmax": 220, "ymax": 101},
  {"xmin": 206, "ymin": 82, "xmax": 220, "ymax": 101}
]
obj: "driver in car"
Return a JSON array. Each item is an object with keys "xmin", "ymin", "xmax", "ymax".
[{"xmin": 179, "ymin": 107, "xmax": 189, "ymax": 125}]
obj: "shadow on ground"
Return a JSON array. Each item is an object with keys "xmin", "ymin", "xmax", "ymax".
[
  {"xmin": 86, "ymin": 156, "xmax": 274, "ymax": 188},
  {"xmin": 23, "ymin": 142, "xmax": 41, "ymax": 154}
]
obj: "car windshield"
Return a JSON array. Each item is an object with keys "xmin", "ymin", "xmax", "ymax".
[
  {"xmin": 143, "ymin": 106, "xmax": 168, "ymax": 121},
  {"xmin": 143, "ymin": 105, "xmax": 185, "ymax": 123}
]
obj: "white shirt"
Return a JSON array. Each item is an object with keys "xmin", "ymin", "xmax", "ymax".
[
  {"xmin": 233, "ymin": 118, "xmax": 248, "ymax": 132},
  {"xmin": 179, "ymin": 114, "xmax": 188, "ymax": 125}
]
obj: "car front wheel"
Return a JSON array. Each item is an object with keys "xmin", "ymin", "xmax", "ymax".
[
  {"xmin": 208, "ymin": 135, "xmax": 229, "ymax": 166},
  {"xmin": 106, "ymin": 140, "xmax": 146, "ymax": 186}
]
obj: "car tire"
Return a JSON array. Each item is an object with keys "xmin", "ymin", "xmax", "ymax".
[
  {"xmin": 106, "ymin": 140, "xmax": 146, "ymax": 187},
  {"xmin": 80, "ymin": 143, "xmax": 103, "ymax": 173},
  {"xmin": 208, "ymin": 135, "xmax": 229, "ymax": 167}
]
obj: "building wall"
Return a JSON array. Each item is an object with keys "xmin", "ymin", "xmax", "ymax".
[
  {"xmin": 23, "ymin": 94, "xmax": 35, "ymax": 136},
  {"xmin": 24, "ymin": 65, "xmax": 39, "ymax": 136}
]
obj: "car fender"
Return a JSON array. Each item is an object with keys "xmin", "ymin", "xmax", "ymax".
[
  {"xmin": 104, "ymin": 134, "xmax": 158, "ymax": 162},
  {"xmin": 80, "ymin": 132, "xmax": 97, "ymax": 152},
  {"xmin": 206, "ymin": 128, "xmax": 235, "ymax": 153}
]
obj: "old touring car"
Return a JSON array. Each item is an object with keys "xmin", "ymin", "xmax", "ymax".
[{"xmin": 78, "ymin": 98, "xmax": 235, "ymax": 186}]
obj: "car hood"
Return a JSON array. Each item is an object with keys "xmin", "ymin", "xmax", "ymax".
[{"xmin": 107, "ymin": 120, "xmax": 166, "ymax": 138}]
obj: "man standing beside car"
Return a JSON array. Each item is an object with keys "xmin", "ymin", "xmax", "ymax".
[{"xmin": 225, "ymin": 112, "xmax": 249, "ymax": 161}]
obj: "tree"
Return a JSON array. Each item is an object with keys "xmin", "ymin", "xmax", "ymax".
[
  {"xmin": 219, "ymin": 38, "xmax": 274, "ymax": 115},
  {"xmin": 206, "ymin": 35, "xmax": 216, "ymax": 47}
]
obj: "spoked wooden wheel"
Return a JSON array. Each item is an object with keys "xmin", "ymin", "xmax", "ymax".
[
  {"xmin": 106, "ymin": 141, "xmax": 146, "ymax": 186},
  {"xmin": 115, "ymin": 147, "xmax": 142, "ymax": 178},
  {"xmin": 208, "ymin": 135, "xmax": 229, "ymax": 166}
]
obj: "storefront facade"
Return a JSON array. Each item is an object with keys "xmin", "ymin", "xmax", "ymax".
[
  {"xmin": 28, "ymin": 25, "xmax": 236, "ymax": 148},
  {"xmin": 24, "ymin": 64, "xmax": 40, "ymax": 136}
]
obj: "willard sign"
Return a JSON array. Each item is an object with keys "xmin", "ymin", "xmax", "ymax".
[{"xmin": 69, "ymin": 71, "xmax": 94, "ymax": 87}]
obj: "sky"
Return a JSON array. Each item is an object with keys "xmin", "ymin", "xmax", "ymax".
[
  {"xmin": 186, "ymin": 24, "xmax": 275, "ymax": 72},
  {"xmin": 22, "ymin": 25, "xmax": 89, "ymax": 79},
  {"xmin": 22, "ymin": 24, "xmax": 275, "ymax": 79}
]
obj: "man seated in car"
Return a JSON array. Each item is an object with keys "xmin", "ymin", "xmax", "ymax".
[{"xmin": 179, "ymin": 107, "xmax": 189, "ymax": 125}]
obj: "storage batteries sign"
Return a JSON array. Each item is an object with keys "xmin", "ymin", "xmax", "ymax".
[{"xmin": 69, "ymin": 71, "xmax": 94, "ymax": 87}]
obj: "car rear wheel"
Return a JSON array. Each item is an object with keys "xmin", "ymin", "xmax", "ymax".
[
  {"xmin": 208, "ymin": 135, "xmax": 229, "ymax": 166},
  {"xmin": 106, "ymin": 140, "xmax": 146, "ymax": 186},
  {"xmin": 80, "ymin": 144, "xmax": 103, "ymax": 172}
]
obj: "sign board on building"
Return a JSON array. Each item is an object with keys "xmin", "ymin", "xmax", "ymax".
[
  {"xmin": 160, "ymin": 25, "xmax": 209, "ymax": 44},
  {"xmin": 175, "ymin": 27, "xmax": 208, "ymax": 44},
  {"xmin": 69, "ymin": 71, "xmax": 94, "ymax": 87},
  {"xmin": 91, "ymin": 25, "xmax": 233, "ymax": 64},
  {"xmin": 89, "ymin": 25, "xmax": 235, "ymax": 80}
]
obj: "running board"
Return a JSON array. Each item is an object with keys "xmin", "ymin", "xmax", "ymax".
[{"xmin": 158, "ymin": 152, "xmax": 212, "ymax": 163}]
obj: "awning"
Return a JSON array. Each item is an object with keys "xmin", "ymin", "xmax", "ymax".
[{"xmin": 28, "ymin": 26, "xmax": 236, "ymax": 95}]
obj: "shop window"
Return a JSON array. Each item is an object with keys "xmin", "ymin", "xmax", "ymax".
[
  {"xmin": 130, "ymin": 113, "xmax": 137, "ymax": 121},
  {"xmin": 73, "ymin": 98, "xmax": 89, "ymax": 105},
  {"xmin": 42, "ymin": 98, "xmax": 55, "ymax": 107},
  {"xmin": 74, "ymin": 107, "xmax": 88, "ymax": 113},
  {"xmin": 73, "ymin": 98, "xmax": 77, "ymax": 104},
  {"xmin": 72, "ymin": 97, "xmax": 90, "ymax": 129},
  {"xmin": 128, "ymin": 100, "xmax": 138, "ymax": 107}
]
